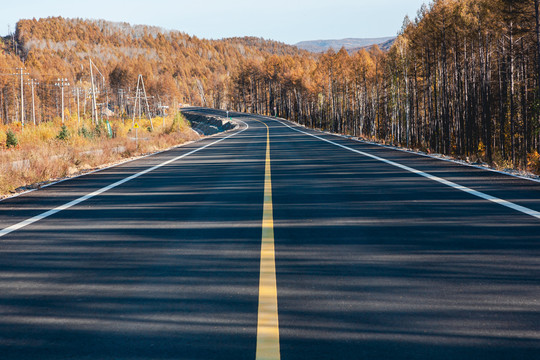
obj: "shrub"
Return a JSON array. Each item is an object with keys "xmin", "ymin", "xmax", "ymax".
[
  {"xmin": 56, "ymin": 125, "xmax": 70, "ymax": 141},
  {"xmin": 94, "ymin": 123, "xmax": 103, "ymax": 137},
  {"xmin": 165, "ymin": 112, "xmax": 184, "ymax": 134},
  {"xmin": 6, "ymin": 129, "xmax": 18, "ymax": 148},
  {"xmin": 79, "ymin": 125, "xmax": 93, "ymax": 139}
]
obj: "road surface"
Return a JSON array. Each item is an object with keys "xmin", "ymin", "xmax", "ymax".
[{"xmin": 0, "ymin": 108, "xmax": 539, "ymax": 359}]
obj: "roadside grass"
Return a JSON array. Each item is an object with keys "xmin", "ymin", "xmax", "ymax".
[{"xmin": 0, "ymin": 112, "xmax": 198, "ymax": 197}]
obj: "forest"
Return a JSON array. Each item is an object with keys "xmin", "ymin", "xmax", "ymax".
[
  {"xmin": 0, "ymin": 17, "xmax": 304, "ymax": 126},
  {"xmin": 1, "ymin": 0, "xmax": 540, "ymax": 172},
  {"xmin": 231, "ymin": 0, "xmax": 540, "ymax": 172}
]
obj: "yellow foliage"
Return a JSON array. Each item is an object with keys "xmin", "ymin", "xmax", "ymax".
[
  {"xmin": 0, "ymin": 129, "xmax": 6, "ymax": 145},
  {"xmin": 0, "ymin": 112, "xmax": 198, "ymax": 196},
  {"xmin": 477, "ymin": 141, "xmax": 485, "ymax": 156},
  {"xmin": 527, "ymin": 151, "xmax": 540, "ymax": 174}
]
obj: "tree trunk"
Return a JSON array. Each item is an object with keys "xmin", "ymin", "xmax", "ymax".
[{"xmin": 535, "ymin": 0, "xmax": 540, "ymax": 89}]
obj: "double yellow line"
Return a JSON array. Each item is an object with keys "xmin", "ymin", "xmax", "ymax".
[{"xmin": 255, "ymin": 120, "xmax": 281, "ymax": 360}]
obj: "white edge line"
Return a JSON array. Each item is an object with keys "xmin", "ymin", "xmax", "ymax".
[
  {"xmin": 367, "ymin": 141, "xmax": 540, "ymax": 184},
  {"xmin": 0, "ymin": 120, "xmax": 248, "ymax": 238},
  {"xmin": 1, "ymin": 147, "xmax": 188, "ymax": 203},
  {"xmin": 271, "ymin": 117, "xmax": 540, "ymax": 221},
  {"xmin": 277, "ymin": 117, "xmax": 540, "ymax": 184},
  {"xmin": 0, "ymin": 121, "xmax": 240, "ymax": 203}
]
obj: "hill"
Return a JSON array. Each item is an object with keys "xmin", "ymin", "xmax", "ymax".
[
  {"xmin": 0, "ymin": 17, "xmax": 307, "ymax": 124},
  {"xmin": 2, "ymin": 0, "xmax": 539, "ymax": 177},
  {"xmin": 295, "ymin": 37, "xmax": 395, "ymax": 53}
]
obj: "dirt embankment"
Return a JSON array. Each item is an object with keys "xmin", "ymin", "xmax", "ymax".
[{"xmin": 181, "ymin": 111, "xmax": 236, "ymax": 135}]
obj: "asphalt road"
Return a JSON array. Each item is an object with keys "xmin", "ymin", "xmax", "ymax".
[{"xmin": 0, "ymin": 108, "xmax": 539, "ymax": 359}]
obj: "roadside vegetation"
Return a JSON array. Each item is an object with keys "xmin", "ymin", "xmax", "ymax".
[
  {"xmin": 1, "ymin": 0, "xmax": 540, "ymax": 183},
  {"xmin": 0, "ymin": 112, "xmax": 196, "ymax": 197},
  {"xmin": 0, "ymin": 18, "xmax": 300, "ymax": 196}
]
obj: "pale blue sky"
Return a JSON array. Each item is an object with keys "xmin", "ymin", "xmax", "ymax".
[{"xmin": 2, "ymin": 0, "xmax": 428, "ymax": 44}]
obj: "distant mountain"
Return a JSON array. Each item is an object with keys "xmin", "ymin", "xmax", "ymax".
[{"xmin": 295, "ymin": 37, "xmax": 396, "ymax": 53}]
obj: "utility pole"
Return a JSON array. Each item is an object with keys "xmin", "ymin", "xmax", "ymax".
[
  {"xmin": 157, "ymin": 95, "xmax": 164, "ymax": 128},
  {"xmin": 77, "ymin": 88, "xmax": 80, "ymax": 126},
  {"xmin": 119, "ymin": 88, "xmax": 127, "ymax": 124},
  {"xmin": 89, "ymin": 59, "xmax": 107, "ymax": 124},
  {"xmin": 16, "ymin": 68, "xmax": 28, "ymax": 126},
  {"xmin": 83, "ymin": 88, "xmax": 88, "ymax": 115},
  {"xmin": 132, "ymin": 74, "xmax": 154, "ymax": 131},
  {"xmin": 90, "ymin": 59, "xmax": 98, "ymax": 125},
  {"xmin": 74, "ymin": 87, "xmax": 80, "ymax": 126},
  {"xmin": 132, "ymin": 77, "xmax": 140, "ymax": 128},
  {"xmin": 31, "ymin": 80, "xmax": 36, "ymax": 125},
  {"xmin": 55, "ymin": 78, "xmax": 69, "ymax": 124},
  {"xmin": 26, "ymin": 79, "xmax": 38, "ymax": 125},
  {"xmin": 140, "ymin": 75, "xmax": 154, "ymax": 131}
]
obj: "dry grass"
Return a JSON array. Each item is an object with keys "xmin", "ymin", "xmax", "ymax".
[{"xmin": 0, "ymin": 112, "xmax": 199, "ymax": 197}]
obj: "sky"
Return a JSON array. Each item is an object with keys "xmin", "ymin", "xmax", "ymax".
[{"xmin": 1, "ymin": 0, "xmax": 428, "ymax": 44}]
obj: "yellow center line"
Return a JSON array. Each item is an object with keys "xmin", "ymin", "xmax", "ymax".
[{"xmin": 255, "ymin": 119, "xmax": 280, "ymax": 360}]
